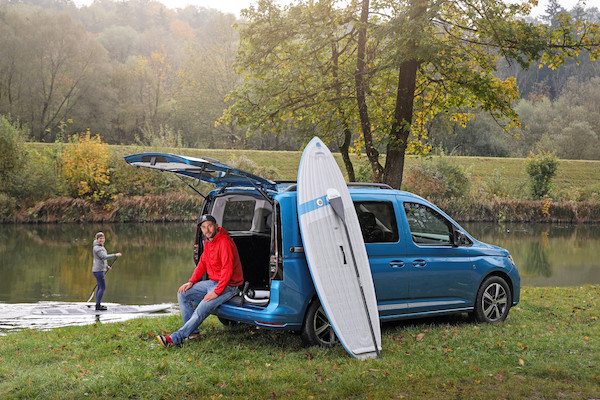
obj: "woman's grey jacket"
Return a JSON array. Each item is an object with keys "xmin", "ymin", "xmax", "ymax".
[{"xmin": 92, "ymin": 240, "xmax": 117, "ymax": 272}]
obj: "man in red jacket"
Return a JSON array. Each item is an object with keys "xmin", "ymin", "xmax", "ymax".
[{"xmin": 157, "ymin": 214, "xmax": 244, "ymax": 348}]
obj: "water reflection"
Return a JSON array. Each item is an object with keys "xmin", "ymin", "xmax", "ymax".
[
  {"xmin": 462, "ymin": 222, "xmax": 600, "ymax": 287},
  {"xmin": 0, "ymin": 223, "xmax": 197, "ymax": 304},
  {"xmin": 1, "ymin": 222, "xmax": 600, "ymax": 333}
]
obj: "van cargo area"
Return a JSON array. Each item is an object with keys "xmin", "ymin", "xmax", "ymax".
[{"xmin": 200, "ymin": 193, "xmax": 275, "ymax": 307}]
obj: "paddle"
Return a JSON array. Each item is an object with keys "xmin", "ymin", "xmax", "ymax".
[
  {"xmin": 326, "ymin": 188, "xmax": 381, "ymax": 359},
  {"xmin": 87, "ymin": 257, "xmax": 119, "ymax": 303}
]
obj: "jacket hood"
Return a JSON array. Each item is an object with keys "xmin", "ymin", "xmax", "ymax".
[
  {"xmin": 93, "ymin": 240, "xmax": 104, "ymax": 247},
  {"xmin": 209, "ymin": 227, "xmax": 230, "ymax": 241}
]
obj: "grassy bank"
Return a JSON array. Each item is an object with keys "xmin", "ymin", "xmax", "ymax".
[
  {"xmin": 3, "ymin": 144, "xmax": 599, "ymax": 224},
  {"xmin": 1, "ymin": 286, "xmax": 598, "ymax": 399},
  {"xmin": 27, "ymin": 143, "xmax": 600, "ymax": 191}
]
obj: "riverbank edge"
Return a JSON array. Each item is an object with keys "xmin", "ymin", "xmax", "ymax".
[{"xmin": 2, "ymin": 193, "xmax": 599, "ymax": 224}]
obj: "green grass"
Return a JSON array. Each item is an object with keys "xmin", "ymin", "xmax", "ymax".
[
  {"xmin": 28, "ymin": 142, "xmax": 600, "ymax": 190},
  {"xmin": 446, "ymin": 155, "xmax": 600, "ymax": 193},
  {"xmin": 2, "ymin": 286, "xmax": 599, "ymax": 399}
]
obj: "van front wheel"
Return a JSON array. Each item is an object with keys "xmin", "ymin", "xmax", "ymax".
[
  {"xmin": 301, "ymin": 299, "xmax": 337, "ymax": 348},
  {"xmin": 473, "ymin": 276, "xmax": 511, "ymax": 323}
]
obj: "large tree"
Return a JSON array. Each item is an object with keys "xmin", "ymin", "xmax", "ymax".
[
  {"xmin": 0, "ymin": 9, "xmax": 108, "ymax": 141},
  {"xmin": 224, "ymin": 0, "xmax": 600, "ymax": 188},
  {"xmin": 220, "ymin": 0, "xmax": 361, "ymax": 176}
]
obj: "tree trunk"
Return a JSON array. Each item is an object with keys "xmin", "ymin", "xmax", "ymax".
[
  {"xmin": 331, "ymin": 41, "xmax": 356, "ymax": 182},
  {"xmin": 339, "ymin": 126, "xmax": 356, "ymax": 182},
  {"xmin": 384, "ymin": 60, "xmax": 419, "ymax": 189},
  {"xmin": 355, "ymin": 0, "xmax": 384, "ymax": 182},
  {"xmin": 383, "ymin": 0, "xmax": 428, "ymax": 189}
]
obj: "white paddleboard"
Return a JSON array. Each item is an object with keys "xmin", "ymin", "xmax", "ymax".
[
  {"xmin": 32, "ymin": 303, "xmax": 171, "ymax": 315},
  {"xmin": 297, "ymin": 137, "xmax": 381, "ymax": 360}
]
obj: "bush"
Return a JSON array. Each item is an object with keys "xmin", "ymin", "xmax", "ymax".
[
  {"xmin": 61, "ymin": 131, "xmax": 114, "ymax": 204},
  {"xmin": 7, "ymin": 148, "xmax": 60, "ymax": 204},
  {"xmin": 355, "ymin": 161, "xmax": 374, "ymax": 183},
  {"xmin": 109, "ymin": 153, "xmax": 178, "ymax": 196},
  {"xmin": 525, "ymin": 151, "xmax": 559, "ymax": 199},
  {"xmin": 227, "ymin": 155, "xmax": 280, "ymax": 181},
  {"xmin": 0, "ymin": 117, "xmax": 26, "ymax": 190},
  {"xmin": 402, "ymin": 157, "xmax": 470, "ymax": 199},
  {"xmin": 0, "ymin": 192, "xmax": 17, "ymax": 222}
]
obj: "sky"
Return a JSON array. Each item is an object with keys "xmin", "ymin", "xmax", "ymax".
[{"xmin": 73, "ymin": 0, "xmax": 588, "ymax": 17}]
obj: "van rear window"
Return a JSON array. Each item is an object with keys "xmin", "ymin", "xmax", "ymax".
[
  {"xmin": 222, "ymin": 200, "xmax": 256, "ymax": 231},
  {"xmin": 354, "ymin": 201, "xmax": 399, "ymax": 243}
]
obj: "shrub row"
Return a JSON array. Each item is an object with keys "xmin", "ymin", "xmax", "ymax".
[
  {"xmin": 436, "ymin": 198, "xmax": 600, "ymax": 223},
  {"xmin": 4, "ymin": 193, "xmax": 203, "ymax": 224},
  {"xmin": 2, "ymin": 193, "xmax": 598, "ymax": 224}
]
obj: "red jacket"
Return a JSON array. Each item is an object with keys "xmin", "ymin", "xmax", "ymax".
[{"xmin": 189, "ymin": 227, "xmax": 244, "ymax": 295}]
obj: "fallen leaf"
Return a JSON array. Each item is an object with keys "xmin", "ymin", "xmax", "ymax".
[
  {"xmin": 416, "ymin": 333, "xmax": 425, "ymax": 342},
  {"xmin": 519, "ymin": 359, "xmax": 525, "ymax": 366}
]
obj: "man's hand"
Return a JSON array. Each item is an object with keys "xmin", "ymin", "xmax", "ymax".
[
  {"xmin": 178, "ymin": 282, "xmax": 194, "ymax": 294},
  {"xmin": 202, "ymin": 290, "xmax": 218, "ymax": 302}
]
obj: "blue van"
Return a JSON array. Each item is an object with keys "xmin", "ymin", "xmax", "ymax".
[{"xmin": 125, "ymin": 153, "xmax": 520, "ymax": 347}]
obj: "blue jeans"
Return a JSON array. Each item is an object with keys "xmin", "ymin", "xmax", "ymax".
[
  {"xmin": 170, "ymin": 280, "xmax": 239, "ymax": 345},
  {"xmin": 93, "ymin": 271, "xmax": 106, "ymax": 306}
]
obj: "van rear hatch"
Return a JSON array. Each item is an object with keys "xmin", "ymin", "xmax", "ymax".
[{"xmin": 124, "ymin": 152, "xmax": 276, "ymax": 191}]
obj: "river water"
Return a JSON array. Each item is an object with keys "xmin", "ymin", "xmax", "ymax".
[{"xmin": 1, "ymin": 222, "xmax": 599, "ymax": 333}]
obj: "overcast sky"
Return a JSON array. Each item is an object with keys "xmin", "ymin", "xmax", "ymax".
[{"xmin": 73, "ymin": 0, "xmax": 587, "ymax": 17}]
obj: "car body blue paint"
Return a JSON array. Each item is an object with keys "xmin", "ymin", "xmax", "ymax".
[{"xmin": 124, "ymin": 153, "xmax": 521, "ymax": 332}]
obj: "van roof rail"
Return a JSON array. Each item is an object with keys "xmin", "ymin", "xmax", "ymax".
[
  {"xmin": 280, "ymin": 182, "xmax": 393, "ymax": 192},
  {"xmin": 347, "ymin": 182, "xmax": 393, "ymax": 189}
]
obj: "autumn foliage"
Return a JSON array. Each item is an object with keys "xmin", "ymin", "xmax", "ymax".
[{"xmin": 61, "ymin": 131, "xmax": 113, "ymax": 204}]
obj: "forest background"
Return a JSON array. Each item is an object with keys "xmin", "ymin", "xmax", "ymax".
[{"xmin": 0, "ymin": 0, "xmax": 599, "ymax": 223}]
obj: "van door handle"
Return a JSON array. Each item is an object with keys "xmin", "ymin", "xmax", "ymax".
[
  {"xmin": 390, "ymin": 261, "xmax": 404, "ymax": 268},
  {"xmin": 412, "ymin": 260, "xmax": 427, "ymax": 268}
]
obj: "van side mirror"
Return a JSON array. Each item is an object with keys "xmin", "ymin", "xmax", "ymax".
[{"xmin": 453, "ymin": 229, "xmax": 467, "ymax": 247}]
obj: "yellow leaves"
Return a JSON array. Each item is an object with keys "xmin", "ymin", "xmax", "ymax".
[
  {"xmin": 61, "ymin": 131, "xmax": 112, "ymax": 204},
  {"xmin": 450, "ymin": 112, "xmax": 474, "ymax": 128},
  {"xmin": 170, "ymin": 19, "xmax": 194, "ymax": 40}
]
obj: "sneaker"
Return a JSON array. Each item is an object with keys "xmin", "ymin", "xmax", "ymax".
[
  {"xmin": 157, "ymin": 335, "xmax": 175, "ymax": 348},
  {"xmin": 95, "ymin": 305, "xmax": 107, "ymax": 311},
  {"xmin": 188, "ymin": 332, "xmax": 201, "ymax": 340}
]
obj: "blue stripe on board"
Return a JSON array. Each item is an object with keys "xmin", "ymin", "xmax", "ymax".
[{"xmin": 298, "ymin": 194, "xmax": 329, "ymax": 216}]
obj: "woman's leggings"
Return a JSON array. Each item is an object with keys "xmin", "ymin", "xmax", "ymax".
[{"xmin": 93, "ymin": 271, "xmax": 106, "ymax": 306}]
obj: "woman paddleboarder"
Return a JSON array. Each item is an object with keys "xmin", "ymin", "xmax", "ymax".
[{"xmin": 92, "ymin": 232, "xmax": 121, "ymax": 311}]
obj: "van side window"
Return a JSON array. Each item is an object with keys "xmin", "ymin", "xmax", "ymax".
[
  {"xmin": 354, "ymin": 201, "xmax": 399, "ymax": 243},
  {"xmin": 403, "ymin": 202, "xmax": 452, "ymax": 245},
  {"xmin": 222, "ymin": 200, "xmax": 256, "ymax": 231}
]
